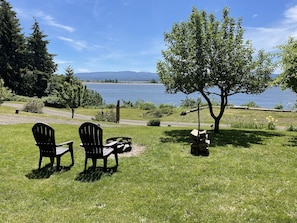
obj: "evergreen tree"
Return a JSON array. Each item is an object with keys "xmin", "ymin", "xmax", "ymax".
[
  {"xmin": 0, "ymin": 0, "xmax": 26, "ymax": 94},
  {"xmin": 25, "ymin": 19, "xmax": 57, "ymax": 97}
]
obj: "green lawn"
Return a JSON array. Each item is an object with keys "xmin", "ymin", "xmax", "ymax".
[{"xmin": 0, "ymin": 121, "xmax": 296, "ymax": 222}]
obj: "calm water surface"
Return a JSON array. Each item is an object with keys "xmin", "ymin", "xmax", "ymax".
[{"xmin": 85, "ymin": 83, "xmax": 296, "ymax": 109}]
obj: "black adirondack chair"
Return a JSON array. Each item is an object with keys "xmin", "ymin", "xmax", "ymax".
[
  {"xmin": 32, "ymin": 122, "xmax": 74, "ymax": 170},
  {"xmin": 79, "ymin": 122, "xmax": 118, "ymax": 172}
]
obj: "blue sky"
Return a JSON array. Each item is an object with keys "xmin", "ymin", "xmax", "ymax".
[{"xmin": 7, "ymin": 0, "xmax": 297, "ymax": 74}]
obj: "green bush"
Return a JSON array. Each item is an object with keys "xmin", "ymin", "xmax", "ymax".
[
  {"xmin": 121, "ymin": 100, "xmax": 133, "ymax": 108},
  {"xmin": 135, "ymin": 100, "xmax": 155, "ymax": 110},
  {"xmin": 23, "ymin": 98, "xmax": 44, "ymax": 113},
  {"xmin": 159, "ymin": 104, "xmax": 175, "ymax": 115},
  {"xmin": 93, "ymin": 109, "xmax": 116, "ymax": 122},
  {"xmin": 10, "ymin": 95, "xmax": 31, "ymax": 102},
  {"xmin": 180, "ymin": 97, "xmax": 197, "ymax": 108},
  {"xmin": 147, "ymin": 119, "xmax": 161, "ymax": 126},
  {"xmin": 43, "ymin": 96, "xmax": 66, "ymax": 108},
  {"xmin": 241, "ymin": 101, "xmax": 260, "ymax": 108},
  {"xmin": 286, "ymin": 124, "xmax": 297, "ymax": 131},
  {"xmin": 274, "ymin": 103, "xmax": 283, "ymax": 110}
]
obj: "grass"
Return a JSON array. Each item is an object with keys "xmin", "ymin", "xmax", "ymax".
[
  {"xmin": 0, "ymin": 119, "xmax": 296, "ymax": 222},
  {"xmin": 76, "ymin": 105, "xmax": 297, "ymax": 129}
]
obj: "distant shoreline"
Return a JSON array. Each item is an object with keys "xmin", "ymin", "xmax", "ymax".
[{"xmin": 83, "ymin": 81, "xmax": 162, "ymax": 85}]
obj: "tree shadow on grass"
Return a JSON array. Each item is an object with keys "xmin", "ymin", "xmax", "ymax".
[
  {"xmin": 75, "ymin": 166, "xmax": 118, "ymax": 183},
  {"xmin": 25, "ymin": 163, "xmax": 73, "ymax": 179},
  {"xmin": 283, "ymin": 136, "xmax": 297, "ymax": 147},
  {"xmin": 161, "ymin": 129, "xmax": 285, "ymax": 148}
]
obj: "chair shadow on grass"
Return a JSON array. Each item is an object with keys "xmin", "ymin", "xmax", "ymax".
[
  {"xmin": 25, "ymin": 163, "xmax": 73, "ymax": 179},
  {"xmin": 75, "ymin": 166, "xmax": 118, "ymax": 183},
  {"xmin": 161, "ymin": 129, "xmax": 286, "ymax": 148}
]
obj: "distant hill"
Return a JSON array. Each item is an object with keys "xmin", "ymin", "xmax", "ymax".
[{"xmin": 74, "ymin": 71, "xmax": 159, "ymax": 82}]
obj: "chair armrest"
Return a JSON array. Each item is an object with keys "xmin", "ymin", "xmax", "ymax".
[
  {"xmin": 104, "ymin": 141, "xmax": 118, "ymax": 147},
  {"xmin": 56, "ymin": 140, "xmax": 73, "ymax": 147}
]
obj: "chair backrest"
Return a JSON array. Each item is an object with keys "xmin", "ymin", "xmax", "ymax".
[
  {"xmin": 79, "ymin": 122, "xmax": 104, "ymax": 156},
  {"xmin": 32, "ymin": 122, "xmax": 56, "ymax": 155}
]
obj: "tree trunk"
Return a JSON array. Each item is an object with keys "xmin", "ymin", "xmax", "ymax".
[
  {"xmin": 214, "ymin": 118, "xmax": 220, "ymax": 133},
  {"xmin": 71, "ymin": 108, "xmax": 74, "ymax": 118}
]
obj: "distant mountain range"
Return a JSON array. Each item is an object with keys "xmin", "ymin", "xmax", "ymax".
[{"xmin": 74, "ymin": 71, "xmax": 159, "ymax": 82}]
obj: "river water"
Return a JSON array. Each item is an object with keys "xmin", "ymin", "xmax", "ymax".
[{"xmin": 85, "ymin": 83, "xmax": 296, "ymax": 109}]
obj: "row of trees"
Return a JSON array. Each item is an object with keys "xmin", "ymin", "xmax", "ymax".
[
  {"xmin": 0, "ymin": 0, "xmax": 103, "ymax": 114},
  {"xmin": 0, "ymin": 0, "xmax": 56, "ymax": 97},
  {"xmin": 157, "ymin": 7, "xmax": 296, "ymax": 133}
]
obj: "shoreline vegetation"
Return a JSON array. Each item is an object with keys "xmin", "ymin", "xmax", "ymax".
[
  {"xmin": 83, "ymin": 80, "xmax": 161, "ymax": 85},
  {"xmin": 83, "ymin": 81, "xmax": 296, "ymax": 112}
]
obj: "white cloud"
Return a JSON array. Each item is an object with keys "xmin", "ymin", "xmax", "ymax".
[
  {"xmin": 43, "ymin": 15, "xmax": 75, "ymax": 32},
  {"xmin": 245, "ymin": 5, "xmax": 297, "ymax": 53},
  {"xmin": 35, "ymin": 10, "xmax": 75, "ymax": 33},
  {"xmin": 284, "ymin": 5, "xmax": 297, "ymax": 23},
  {"xmin": 58, "ymin": 36, "xmax": 88, "ymax": 50}
]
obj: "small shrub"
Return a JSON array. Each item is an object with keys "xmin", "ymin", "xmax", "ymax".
[
  {"xmin": 105, "ymin": 104, "xmax": 116, "ymax": 109},
  {"xmin": 274, "ymin": 103, "xmax": 283, "ymax": 110},
  {"xmin": 135, "ymin": 100, "xmax": 155, "ymax": 110},
  {"xmin": 180, "ymin": 97, "xmax": 197, "ymax": 108},
  {"xmin": 93, "ymin": 109, "xmax": 116, "ymax": 122},
  {"xmin": 43, "ymin": 96, "xmax": 66, "ymax": 108},
  {"xmin": 266, "ymin": 115, "xmax": 277, "ymax": 130},
  {"xmin": 241, "ymin": 101, "xmax": 260, "ymax": 108},
  {"xmin": 121, "ymin": 100, "xmax": 133, "ymax": 108},
  {"xmin": 159, "ymin": 104, "xmax": 175, "ymax": 115},
  {"xmin": 145, "ymin": 110, "xmax": 163, "ymax": 118},
  {"xmin": 286, "ymin": 124, "xmax": 297, "ymax": 132},
  {"xmin": 147, "ymin": 119, "xmax": 161, "ymax": 126},
  {"xmin": 229, "ymin": 117, "xmax": 265, "ymax": 129},
  {"xmin": 10, "ymin": 95, "xmax": 31, "ymax": 102},
  {"xmin": 23, "ymin": 98, "xmax": 44, "ymax": 113}
]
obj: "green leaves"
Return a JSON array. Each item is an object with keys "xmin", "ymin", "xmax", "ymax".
[
  {"xmin": 0, "ymin": 1, "xmax": 56, "ymax": 97},
  {"xmin": 276, "ymin": 37, "xmax": 297, "ymax": 92},
  {"xmin": 157, "ymin": 7, "xmax": 275, "ymax": 133}
]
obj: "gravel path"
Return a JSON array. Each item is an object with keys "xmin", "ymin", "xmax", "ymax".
[{"xmin": 0, "ymin": 102, "xmax": 90, "ymax": 125}]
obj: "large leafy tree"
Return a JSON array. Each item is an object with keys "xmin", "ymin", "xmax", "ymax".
[
  {"xmin": 157, "ymin": 7, "xmax": 275, "ymax": 133},
  {"xmin": 0, "ymin": 0, "xmax": 26, "ymax": 94},
  {"xmin": 23, "ymin": 19, "xmax": 57, "ymax": 97},
  {"xmin": 275, "ymin": 37, "xmax": 297, "ymax": 94}
]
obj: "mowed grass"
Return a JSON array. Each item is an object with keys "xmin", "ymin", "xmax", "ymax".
[{"xmin": 0, "ymin": 121, "xmax": 296, "ymax": 222}]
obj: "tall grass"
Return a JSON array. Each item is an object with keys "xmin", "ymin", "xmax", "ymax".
[{"xmin": 0, "ymin": 123, "xmax": 296, "ymax": 222}]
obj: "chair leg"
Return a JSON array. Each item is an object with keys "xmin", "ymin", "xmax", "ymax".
[
  {"xmin": 56, "ymin": 157, "xmax": 61, "ymax": 171},
  {"xmin": 114, "ymin": 153, "xmax": 119, "ymax": 166},
  {"xmin": 92, "ymin": 158, "xmax": 97, "ymax": 169},
  {"xmin": 70, "ymin": 150, "xmax": 74, "ymax": 166},
  {"xmin": 84, "ymin": 158, "xmax": 88, "ymax": 172},
  {"xmin": 103, "ymin": 158, "xmax": 107, "ymax": 172},
  {"xmin": 50, "ymin": 157, "xmax": 54, "ymax": 166},
  {"xmin": 69, "ymin": 144, "xmax": 74, "ymax": 166},
  {"xmin": 38, "ymin": 155, "xmax": 42, "ymax": 169}
]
